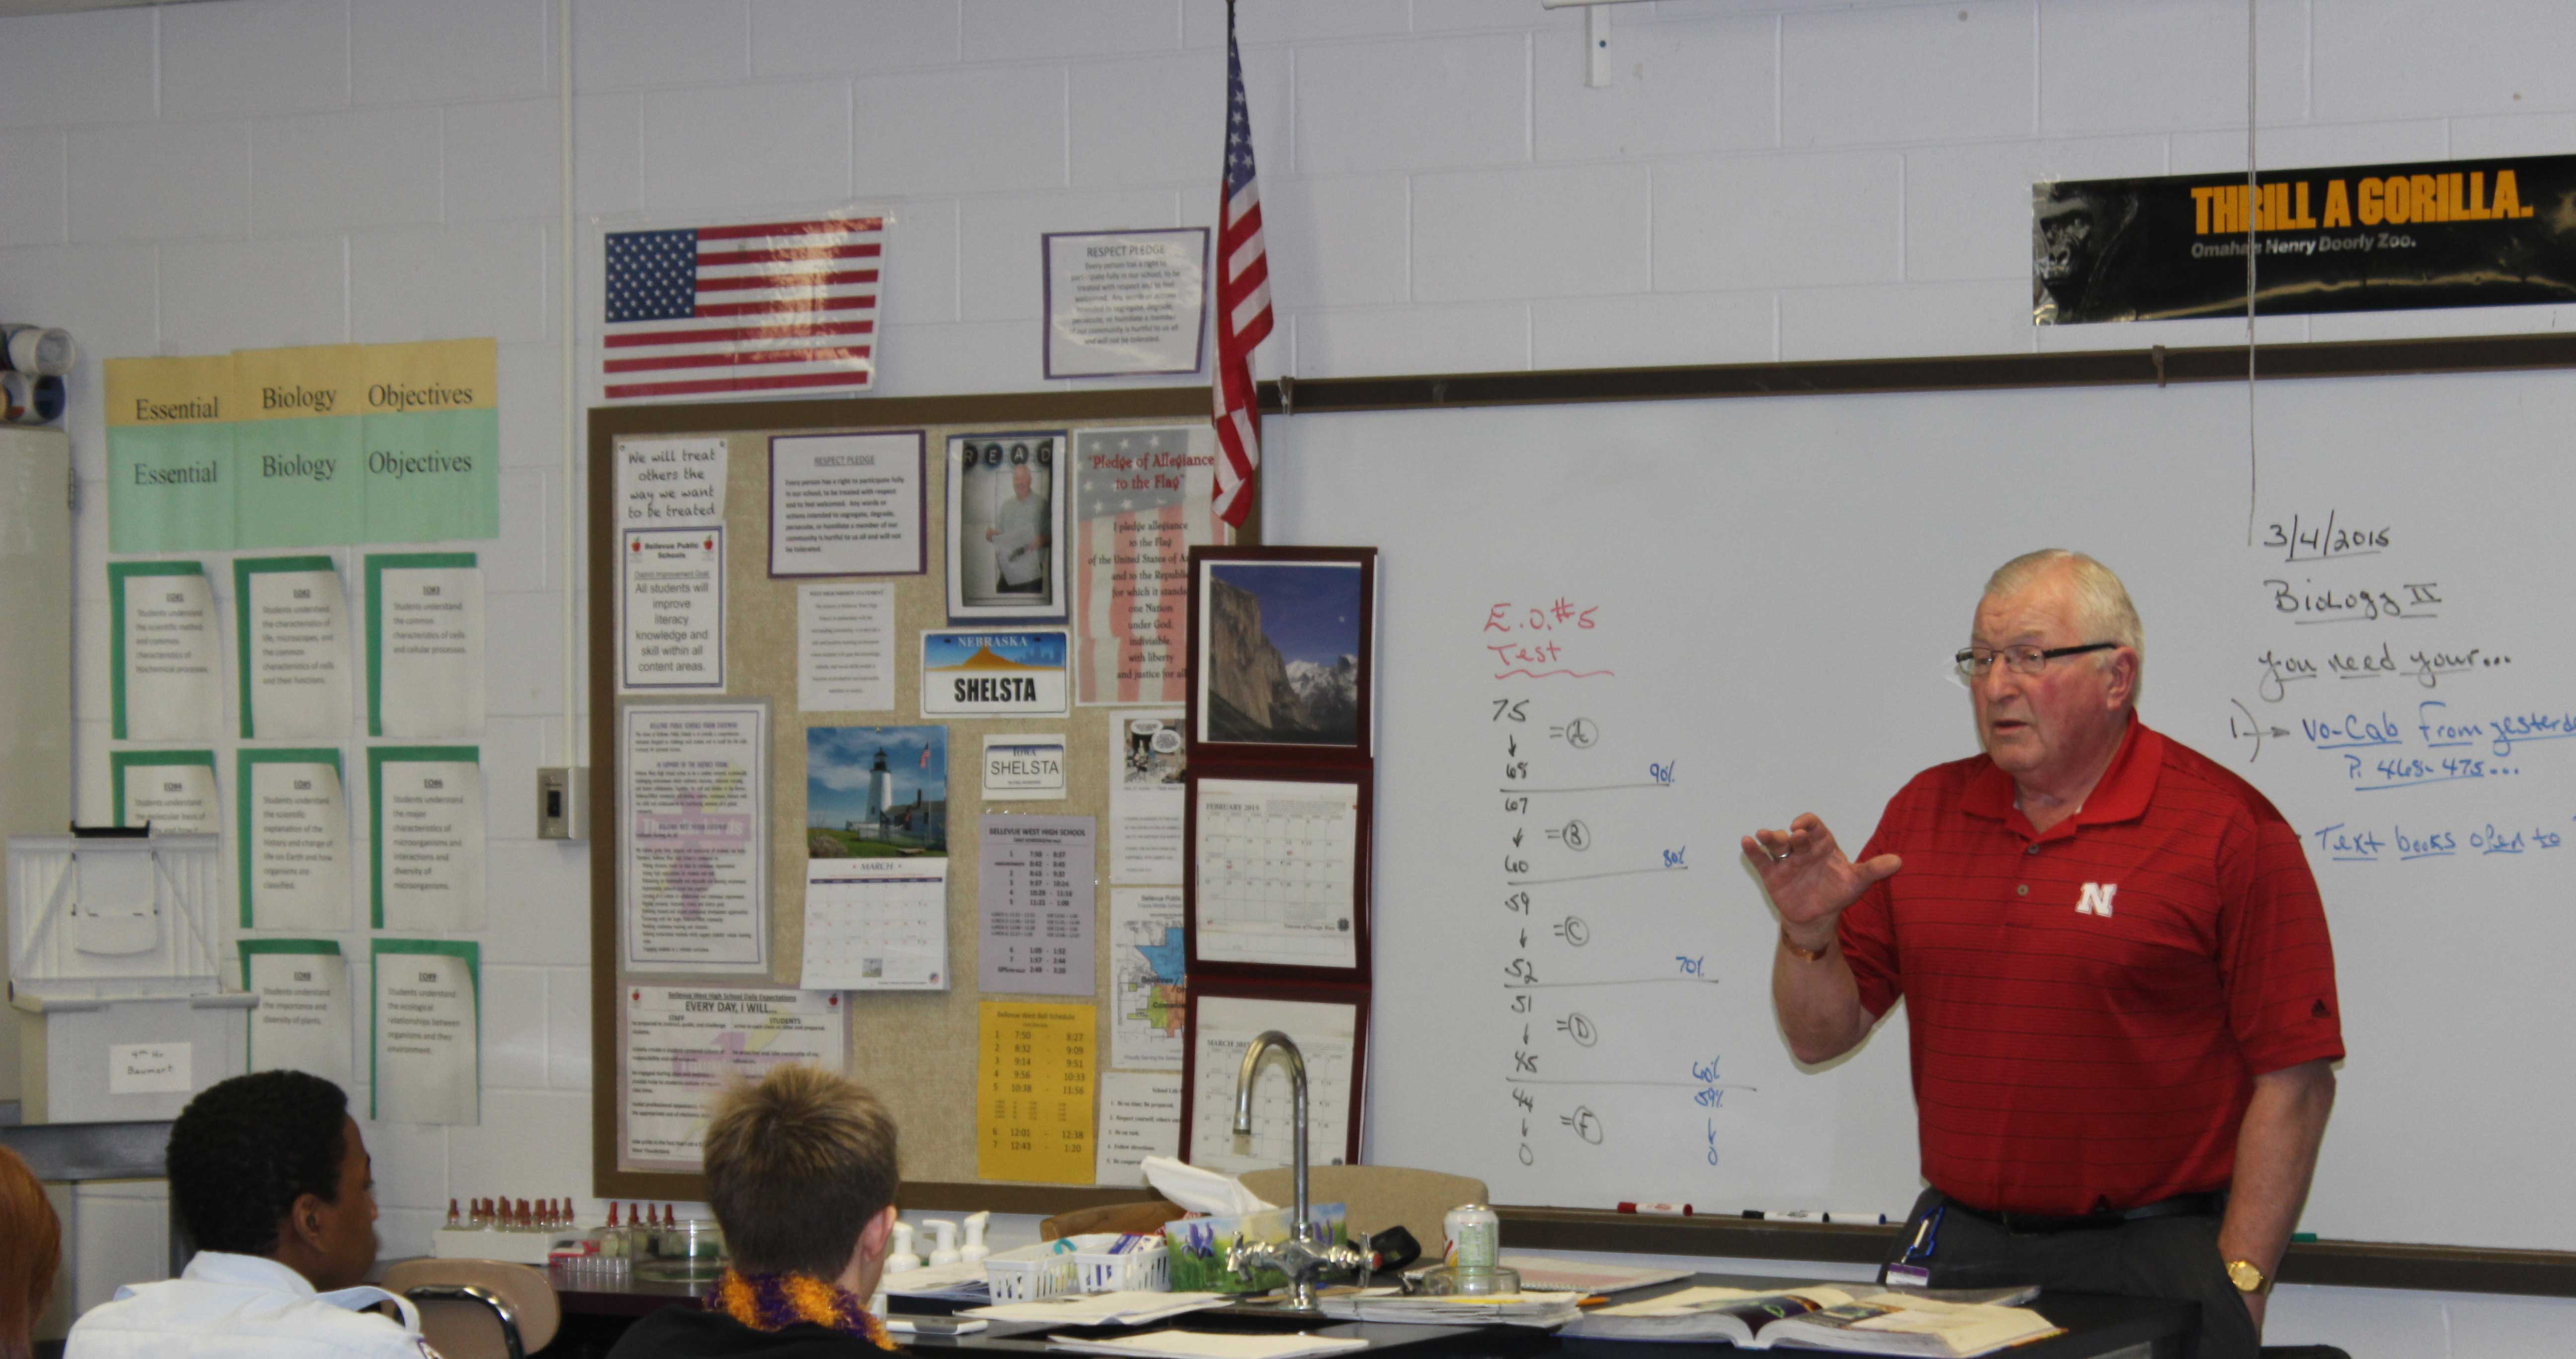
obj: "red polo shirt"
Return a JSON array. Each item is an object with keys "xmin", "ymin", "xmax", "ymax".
[{"xmin": 1838, "ymin": 718, "xmax": 2343, "ymax": 1217}]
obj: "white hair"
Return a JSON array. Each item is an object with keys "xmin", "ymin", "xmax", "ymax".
[{"xmin": 1982, "ymin": 549, "xmax": 2144, "ymax": 703}]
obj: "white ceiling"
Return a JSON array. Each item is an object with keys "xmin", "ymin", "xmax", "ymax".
[
  {"xmin": 0, "ymin": 0, "xmax": 192, "ymax": 14},
  {"xmin": 0, "ymin": 0, "xmax": 1969, "ymax": 17}
]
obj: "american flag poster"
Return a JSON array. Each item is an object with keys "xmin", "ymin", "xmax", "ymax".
[
  {"xmin": 1074, "ymin": 425, "xmax": 1228, "ymax": 706},
  {"xmin": 601, "ymin": 215, "xmax": 883, "ymax": 401}
]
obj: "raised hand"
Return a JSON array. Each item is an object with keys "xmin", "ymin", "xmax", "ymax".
[{"xmin": 1740, "ymin": 813, "xmax": 1902, "ymax": 951}]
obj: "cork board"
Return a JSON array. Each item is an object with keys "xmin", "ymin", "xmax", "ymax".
[{"xmin": 588, "ymin": 389, "xmax": 1239, "ymax": 1209}]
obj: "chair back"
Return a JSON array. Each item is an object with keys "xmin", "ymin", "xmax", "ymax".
[
  {"xmin": 379, "ymin": 1258, "xmax": 561, "ymax": 1359},
  {"xmin": 1237, "ymin": 1166, "xmax": 1491, "ymax": 1255}
]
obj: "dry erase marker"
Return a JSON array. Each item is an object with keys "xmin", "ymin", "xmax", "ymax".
[
  {"xmin": 1617, "ymin": 1201, "xmax": 1693, "ymax": 1215},
  {"xmin": 1825, "ymin": 1212, "xmax": 1887, "ymax": 1225}
]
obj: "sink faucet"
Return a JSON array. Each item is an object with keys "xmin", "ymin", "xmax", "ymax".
[{"xmin": 1224, "ymin": 1030, "xmax": 1368, "ymax": 1310}]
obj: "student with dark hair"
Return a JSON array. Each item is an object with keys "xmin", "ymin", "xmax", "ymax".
[
  {"xmin": 0, "ymin": 1145, "xmax": 62, "ymax": 1359},
  {"xmin": 609, "ymin": 1063, "xmax": 901, "ymax": 1357},
  {"xmin": 66, "ymin": 1070, "xmax": 438, "ymax": 1359}
]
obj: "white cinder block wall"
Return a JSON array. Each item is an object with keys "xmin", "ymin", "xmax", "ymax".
[{"xmin": 4, "ymin": 0, "xmax": 2568, "ymax": 1352}]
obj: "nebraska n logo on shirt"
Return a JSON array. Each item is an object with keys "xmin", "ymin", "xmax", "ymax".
[{"xmin": 2076, "ymin": 882, "xmax": 2118, "ymax": 917}]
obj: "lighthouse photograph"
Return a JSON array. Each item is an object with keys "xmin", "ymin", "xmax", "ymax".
[{"xmin": 806, "ymin": 724, "xmax": 949, "ymax": 857}]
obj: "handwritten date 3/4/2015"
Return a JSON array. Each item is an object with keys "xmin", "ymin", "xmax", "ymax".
[{"xmin": 2262, "ymin": 512, "xmax": 2391, "ymax": 562}]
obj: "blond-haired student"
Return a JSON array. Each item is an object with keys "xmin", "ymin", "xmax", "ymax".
[{"xmin": 610, "ymin": 1064, "xmax": 903, "ymax": 1358}]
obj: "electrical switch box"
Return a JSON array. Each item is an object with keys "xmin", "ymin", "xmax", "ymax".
[{"xmin": 536, "ymin": 768, "xmax": 588, "ymax": 841}]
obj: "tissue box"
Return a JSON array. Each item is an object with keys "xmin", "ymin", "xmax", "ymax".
[{"xmin": 1163, "ymin": 1203, "xmax": 1346, "ymax": 1294}]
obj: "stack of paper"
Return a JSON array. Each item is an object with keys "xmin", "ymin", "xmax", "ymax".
[
  {"xmin": 968, "ymin": 1291, "xmax": 1229, "ymax": 1327},
  {"xmin": 1498, "ymin": 1256, "xmax": 1693, "ymax": 1295},
  {"xmin": 1044, "ymin": 1331, "xmax": 1370, "ymax": 1359},
  {"xmin": 1315, "ymin": 1288, "xmax": 1585, "ymax": 1328}
]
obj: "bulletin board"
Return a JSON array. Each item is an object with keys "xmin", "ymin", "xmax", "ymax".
[{"xmin": 588, "ymin": 388, "xmax": 1238, "ymax": 1209}]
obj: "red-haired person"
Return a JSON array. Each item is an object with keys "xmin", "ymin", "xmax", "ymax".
[{"xmin": 0, "ymin": 1145, "xmax": 63, "ymax": 1359}]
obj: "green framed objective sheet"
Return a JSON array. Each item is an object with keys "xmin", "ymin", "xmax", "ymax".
[
  {"xmin": 108, "ymin": 561, "xmax": 218, "ymax": 740},
  {"xmin": 239, "ymin": 938, "xmax": 352, "ymax": 1087},
  {"xmin": 110, "ymin": 749, "xmax": 217, "ymax": 834},
  {"xmin": 234, "ymin": 556, "xmax": 353, "ymax": 739},
  {"xmin": 370, "ymin": 938, "xmax": 480, "ymax": 1125},
  {"xmin": 237, "ymin": 748, "xmax": 349, "ymax": 931},
  {"xmin": 364, "ymin": 553, "xmax": 483, "ymax": 738},
  {"xmin": 368, "ymin": 745, "xmax": 484, "ymax": 931}
]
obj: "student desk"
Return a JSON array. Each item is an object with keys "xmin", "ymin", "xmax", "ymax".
[{"xmin": 549, "ymin": 1272, "xmax": 2195, "ymax": 1359}]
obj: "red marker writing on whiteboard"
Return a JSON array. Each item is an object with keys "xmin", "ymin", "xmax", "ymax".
[{"xmin": 1616, "ymin": 1201, "xmax": 1693, "ymax": 1216}]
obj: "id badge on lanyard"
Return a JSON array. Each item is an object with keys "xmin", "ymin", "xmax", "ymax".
[{"xmin": 1885, "ymin": 1204, "xmax": 1944, "ymax": 1288}]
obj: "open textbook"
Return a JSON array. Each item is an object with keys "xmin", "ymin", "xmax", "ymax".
[{"xmin": 1562, "ymin": 1286, "xmax": 2062, "ymax": 1357}]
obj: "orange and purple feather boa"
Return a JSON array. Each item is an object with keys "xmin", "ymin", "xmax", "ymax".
[{"xmin": 710, "ymin": 1269, "xmax": 897, "ymax": 1350}]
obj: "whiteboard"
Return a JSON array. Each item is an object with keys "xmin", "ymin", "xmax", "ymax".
[{"xmin": 1265, "ymin": 368, "xmax": 2576, "ymax": 1251}]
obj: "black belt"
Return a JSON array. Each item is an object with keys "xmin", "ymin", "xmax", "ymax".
[{"xmin": 1941, "ymin": 1190, "xmax": 2228, "ymax": 1235}]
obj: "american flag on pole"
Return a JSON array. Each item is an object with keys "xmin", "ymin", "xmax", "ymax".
[
  {"xmin": 1210, "ymin": 2, "xmax": 1272, "ymax": 530},
  {"xmin": 601, "ymin": 216, "xmax": 883, "ymax": 401}
]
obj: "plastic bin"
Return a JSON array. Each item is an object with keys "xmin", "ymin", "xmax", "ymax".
[
  {"xmin": 983, "ymin": 1238, "xmax": 1085, "ymax": 1302},
  {"xmin": 1072, "ymin": 1235, "xmax": 1170, "ymax": 1293}
]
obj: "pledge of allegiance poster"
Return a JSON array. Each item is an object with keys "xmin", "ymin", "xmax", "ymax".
[{"xmin": 1073, "ymin": 426, "xmax": 1226, "ymax": 705}]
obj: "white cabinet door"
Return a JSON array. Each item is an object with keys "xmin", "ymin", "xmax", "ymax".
[{"xmin": 0, "ymin": 427, "xmax": 71, "ymax": 1104}]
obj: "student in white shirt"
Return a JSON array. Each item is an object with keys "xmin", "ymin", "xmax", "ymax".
[{"xmin": 67, "ymin": 1070, "xmax": 437, "ymax": 1359}]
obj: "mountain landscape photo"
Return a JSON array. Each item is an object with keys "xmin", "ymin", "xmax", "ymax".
[{"xmin": 1205, "ymin": 571, "xmax": 1361, "ymax": 745}]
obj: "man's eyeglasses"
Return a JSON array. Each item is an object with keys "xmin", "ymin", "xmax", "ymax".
[{"xmin": 1953, "ymin": 641, "xmax": 2117, "ymax": 683}]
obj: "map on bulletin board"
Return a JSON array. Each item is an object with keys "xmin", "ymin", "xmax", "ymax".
[{"xmin": 1111, "ymin": 887, "xmax": 1186, "ymax": 1071}]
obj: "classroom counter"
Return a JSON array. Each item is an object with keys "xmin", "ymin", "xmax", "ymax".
[{"xmin": 547, "ymin": 1271, "xmax": 2195, "ymax": 1359}]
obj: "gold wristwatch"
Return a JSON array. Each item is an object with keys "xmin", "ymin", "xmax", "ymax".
[{"xmin": 2225, "ymin": 1259, "xmax": 2272, "ymax": 1295}]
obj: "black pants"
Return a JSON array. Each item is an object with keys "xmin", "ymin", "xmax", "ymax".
[{"xmin": 1878, "ymin": 1188, "xmax": 2259, "ymax": 1359}]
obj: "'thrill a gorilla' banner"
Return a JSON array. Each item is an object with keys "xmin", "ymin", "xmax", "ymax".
[{"xmin": 2035, "ymin": 155, "xmax": 2576, "ymax": 324}]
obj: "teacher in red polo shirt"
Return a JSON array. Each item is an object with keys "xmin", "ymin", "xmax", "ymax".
[{"xmin": 1745, "ymin": 549, "xmax": 2341, "ymax": 1359}]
